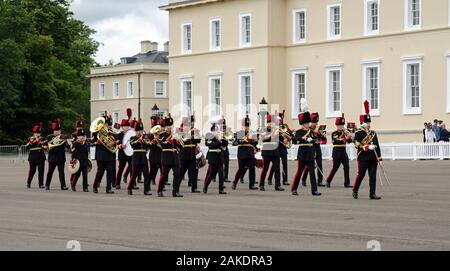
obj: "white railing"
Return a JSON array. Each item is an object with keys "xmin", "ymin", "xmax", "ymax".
[{"xmin": 4, "ymin": 143, "xmax": 450, "ymax": 162}]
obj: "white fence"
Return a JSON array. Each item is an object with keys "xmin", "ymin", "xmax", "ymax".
[{"xmin": 2, "ymin": 142, "xmax": 450, "ymax": 162}]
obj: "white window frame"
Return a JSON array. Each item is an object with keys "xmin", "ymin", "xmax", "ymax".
[
  {"xmin": 180, "ymin": 78, "xmax": 193, "ymax": 116},
  {"xmin": 181, "ymin": 22, "xmax": 193, "ymax": 54},
  {"xmin": 239, "ymin": 13, "xmax": 252, "ymax": 48},
  {"xmin": 362, "ymin": 61, "xmax": 381, "ymax": 116},
  {"xmin": 238, "ymin": 72, "xmax": 253, "ymax": 118},
  {"xmin": 112, "ymin": 82, "xmax": 119, "ymax": 99},
  {"xmin": 327, "ymin": 4, "xmax": 342, "ymax": 40},
  {"xmin": 291, "ymin": 68, "xmax": 308, "ymax": 119},
  {"xmin": 112, "ymin": 111, "xmax": 119, "ymax": 129},
  {"xmin": 209, "ymin": 18, "xmax": 221, "ymax": 51},
  {"xmin": 446, "ymin": 54, "xmax": 450, "ymax": 113},
  {"xmin": 364, "ymin": 0, "xmax": 380, "ymax": 36},
  {"xmin": 97, "ymin": 111, "xmax": 105, "ymax": 118},
  {"xmin": 404, "ymin": 0, "xmax": 421, "ymax": 31},
  {"xmin": 98, "ymin": 82, "xmax": 105, "ymax": 99},
  {"xmin": 154, "ymin": 80, "xmax": 167, "ymax": 98},
  {"xmin": 208, "ymin": 75, "xmax": 222, "ymax": 119},
  {"xmin": 402, "ymin": 56, "xmax": 422, "ymax": 115},
  {"xmin": 448, "ymin": 0, "xmax": 450, "ymax": 26},
  {"xmin": 127, "ymin": 80, "xmax": 134, "ymax": 98},
  {"xmin": 325, "ymin": 65, "xmax": 343, "ymax": 118},
  {"xmin": 293, "ymin": 9, "xmax": 307, "ymax": 44}
]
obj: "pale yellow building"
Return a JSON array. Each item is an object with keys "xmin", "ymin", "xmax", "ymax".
[
  {"xmin": 160, "ymin": 0, "xmax": 450, "ymax": 142},
  {"xmin": 89, "ymin": 41, "xmax": 169, "ymax": 130}
]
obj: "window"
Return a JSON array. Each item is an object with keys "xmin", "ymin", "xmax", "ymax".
[
  {"xmin": 239, "ymin": 73, "xmax": 252, "ymax": 117},
  {"xmin": 113, "ymin": 82, "xmax": 119, "ymax": 98},
  {"xmin": 327, "ymin": 4, "xmax": 341, "ymax": 40},
  {"xmin": 181, "ymin": 79, "xmax": 193, "ymax": 116},
  {"xmin": 99, "ymin": 83, "xmax": 105, "ymax": 99},
  {"xmin": 240, "ymin": 14, "xmax": 252, "ymax": 47},
  {"xmin": 209, "ymin": 76, "xmax": 222, "ymax": 118},
  {"xmin": 402, "ymin": 57, "xmax": 422, "ymax": 114},
  {"xmin": 210, "ymin": 18, "xmax": 221, "ymax": 51},
  {"xmin": 362, "ymin": 62, "xmax": 381, "ymax": 116},
  {"xmin": 181, "ymin": 23, "xmax": 192, "ymax": 54},
  {"xmin": 293, "ymin": 9, "xmax": 307, "ymax": 43},
  {"xmin": 405, "ymin": 0, "xmax": 421, "ymax": 31},
  {"xmin": 155, "ymin": 80, "xmax": 167, "ymax": 97},
  {"xmin": 127, "ymin": 81, "xmax": 134, "ymax": 97},
  {"xmin": 448, "ymin": 55, "xmax": 450, "ymax": 113},
  {"xmin": 326, "ymin": 65, "xmax": 343, "ymax": 117},
  {"xmin": 364, "ymin": 0, "xmax": 379, "ymax": 35},
  {"xmin": 291, "ymin": 69, "xmax": 307, "ymax": 118},
  {"xmin": 112, "ymin": 111, "xmax": 119, "ymax": 129}
]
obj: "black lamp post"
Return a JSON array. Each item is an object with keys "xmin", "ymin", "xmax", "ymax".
[{"xmin": 152, "ymin": 104, "xmax": 159, "ymax": 117}]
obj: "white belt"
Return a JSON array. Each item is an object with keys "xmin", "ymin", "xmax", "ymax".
[{"xmin": 208, "ymin": 149, "xmax": 221, "ymax": 153}]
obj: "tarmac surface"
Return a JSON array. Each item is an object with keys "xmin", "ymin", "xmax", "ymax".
[{"xmin": 0, "ymin": 159, "xmax": 449, "ymax": 251}]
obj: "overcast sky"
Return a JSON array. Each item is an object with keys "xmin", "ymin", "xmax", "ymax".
[{"xmin": 70, "ymin": 0, "xmax": 168, "ymax": 65}]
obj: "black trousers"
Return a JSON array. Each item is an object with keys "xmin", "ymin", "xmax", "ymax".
[
  {"xmin": 268, "ymin": 154, "xmax": 288, "ymax": 183},
  {"xmin": 292, "ymin": 160, "xmax": 318, "ymax": 194},
  {"xmin": 353, "ymin": 160, "xmax": 378, "ymax": 195},
  {"xmin": 70, "ymin": 166, "xmax": 88, "ymax": 189},
  {"xmin": 45, "ymin": 162, "xmax": 66, "ymax": 188},
  {"xmin": 326, "ymin": 159, "xmax": 350, "ymax": 186},
  {"xmin": 259, "ymin": 156, "xmax": 280, "ymax": 187},
  {"xmin": 223, "ymin": 154, "xmax": 230, "ymax": 180},
  {"xmin": 93, "ymin": 161, "xmax": 114, "ymax": 191},
  {"xmin": 204, "ymin": 164, "xmax": 225, "ymax": 192},
  {"xmin": 158, "ymin": 164, "xmax": 181, "ymax": 194},
  {"xmin": 127, "ymin": 162, "xmax": 150, "ymax": 192},
  {"xmin": 302, "ymin": 155, "xmax": 323, "ymax": 184},
  {"xmin": 233, "ymin": 158, "xmax": 256, "ymax": 188},
  {"xmin": 149, "ymin": 161, "xmax": 162, "ymax": 183},
  {"xmin": 180, "ymin": 159, "xmax": 198, "ymax": 191},
  {"xmin": 116, "ymin": 157, "xmax": 131, "ymax": 186},
  {"xmin": 28, "ymin": 161, "xmax": 45, "ymax": 186}
]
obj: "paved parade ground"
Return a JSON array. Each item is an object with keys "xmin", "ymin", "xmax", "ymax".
[{"xmin": 0, "ymin": 159, "xmax": 449, "ymax": 251}]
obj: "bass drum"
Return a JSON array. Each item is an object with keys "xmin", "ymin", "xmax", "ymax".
[
  {"xmin": 123, "ymin": 129, "xmax": 136, "ymax": 157},
  {"xmin": 255, "ymin": 152, "xmax": 263, "ymax": 169}
]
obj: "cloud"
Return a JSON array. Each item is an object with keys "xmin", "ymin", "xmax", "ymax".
[{"xmin": 70, "ymin": 0, "xmax": 168, "ymax": 65}]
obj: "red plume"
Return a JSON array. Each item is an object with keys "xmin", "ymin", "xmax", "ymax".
[
  {"xmin": 57, "ymin": 118, "xmax": 61, "ymax": 124},
  {"xmin": 39, "ymin": 121, "xmax": 43, "ymax": 128},
  {"xmin": 267, "ymin": 114, "xmax": 272, "ymax": 123},
  {"xmin": 342, "ymin": 113, "xmax": 345, "ymax": 118},
  {"xmin": 364, "ymin": 100, "xmax": 370, "ymax": 114},
  {"xmin": 126, "ymin": 108, "xmax": 132, "ymax": 119}
]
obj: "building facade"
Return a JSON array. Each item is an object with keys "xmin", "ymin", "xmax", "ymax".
[
  {"xmin": 89, "ymin": 41, "xmax": 169, "ymax": 130},
  {"xmin": 161, "ymin": 0, "xmax": 450, "ymax": 142}
]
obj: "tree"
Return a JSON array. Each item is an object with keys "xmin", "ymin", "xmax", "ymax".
[{"xmin": 0, "ymin": 0, "xmax": 99, "ymax": 144}]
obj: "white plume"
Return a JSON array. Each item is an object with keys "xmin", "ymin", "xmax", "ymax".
[{"xmin": 300, "ymin": 98, "xmax": 309, "ymax": 112}]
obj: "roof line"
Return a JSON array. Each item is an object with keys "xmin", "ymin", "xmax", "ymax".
[{"xmin": 159, "ymin": 0, "xmax": 223, "ymax": 11}]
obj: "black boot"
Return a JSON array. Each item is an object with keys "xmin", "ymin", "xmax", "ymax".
[
  {"xmin": 326, "ymin": 182, "xmax": 331, "ymax": 188},
  {"xmin": 249, "ymin": 186, "xmax": 258, "ymax": 190},
  {"xmin": 144, "ymin": 191, "xmax": 152, "ymax": 196},
  {"xmin": 45, "ymin": 186, "xmax": 50, "ymax": 191},
  {"xmin": 302, "ymin": 182, "xmax": 307, "ymax": 187},
  {"xmin": 283, "ymin": 181, "xmax": 290, "ymax": 186},
  {"xmin": 203, "ymin": 187, "xmax": 208, "ymax": 194},
  {"xmin": 370, "ymin": 194, "xmax": 382, "ymax": 200},
  {"xmin": 344, "ymin": 184, "xmax": 353, "ymax": 188},
  {"xmin": 27, "ymin": 183, "xmax": 31, "ymax": 189},
  {"xmin": 158, "ymin": 192, "xmax": 164, "ymax": 197},
  {"xmin": 352, "ymin": 192, "xmax": 358, "ymax": 199},
  {"xmin": 173, "ymin": 192, "xmax": 184, "ymax": 198},
  {"xmin": 240, "ymin": 179, "xmax": 244, "ymax": 184},
  {"xmin": 106, "ymin": 189, "xmax": 115, "ymax": 194},
  {"xmin": 219, "ymin": 190, "xmax": 227, "ymax": 195},
  {"xmin": 128, "ymin": 189, "xmax": 133, "ymax": 195},
  {"xmin": 192, "ymin": 189, "xmax": 200, "ymax": 193},
  {"xmin": 83, "ymin": 188, "xmax": 89, "ymax": 193},
  {"xmin": 259, "ymin": 186, "xmax": 265, "ymax": 191},
  {"xmin": 312, "ymin": 191, "xmax": 322, "ymax": 196},
  {"xmin": 268, "ymin": 180, "xmax": 272, "ymax": 186},
  {"xmin": 115, "ymin": 185, "xmax": 121, "ymax": 190},
  {"xmin": 71, "ymin": 186, "xmax": 76, "ymax": 192},
  {"xmin": 61, "ymin": 186, "xmax": 69, "ymax": 191},
  {"xmin": 93, "ymin": 188, "xmax": 98, "ymax": 194},
  {"xmin": 318, "ymin": 183, "xmax": 325, "ymax": 187},
  {"xmin": 39, "ymin": 185, "xmax": 45, "ymax": 189},
  {"xmin": 275, "ymin": 186, "xmax": 285, "ymax": 192},
  {"xmin": 292, "ymin": 190, "xmax": 299, "ymax": 196},
  {"xmin": 231, "ymin": 183, "xmax": 237, "ymax": 190}
]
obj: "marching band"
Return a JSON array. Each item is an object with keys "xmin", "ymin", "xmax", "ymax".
[{"xmin": 25, "ymin": 99, "xmax": 384, "ymax": 200}]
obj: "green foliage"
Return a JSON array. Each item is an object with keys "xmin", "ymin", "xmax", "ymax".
[{"xmin": 0, "ymin": 0, "xmax": 99, "ymax": 144}]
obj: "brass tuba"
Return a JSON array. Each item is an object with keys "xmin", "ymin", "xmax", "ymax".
[
  {"xmin": 47, "ymin": 135, "xmax": 67, "ymax": 150},
  {"xmin": 90, "ymin": 117, "xmax": 118, "ymax": 153},
  {"xmin": 280, "ymin": 124, "xmax": 294, "ymax": 149}
]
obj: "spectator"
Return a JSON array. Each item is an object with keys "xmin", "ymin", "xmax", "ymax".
[
  {"xmin": 438, "ymin": 124, "xmax": 449, "ymax": 142},
  {"xmin": 432, "ymin": 119, "xmax": 441, "ymax": 141},
  {"xmin": 425, "ymin": 123, "xmax": 437, "ymax": 143},
  {"xmin": 422, "ymin": 122, "xmax": 428, "ymax": 143}
]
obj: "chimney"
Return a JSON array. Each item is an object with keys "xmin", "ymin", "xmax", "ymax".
[
  {"xmin": 164, "ymin": 41, "xmax": 169, "ymax": 53},
  {"xmin": 140, "ymin": 40, "xmax": 158, "ymax": 54}
]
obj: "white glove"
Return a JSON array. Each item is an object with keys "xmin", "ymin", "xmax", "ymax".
[
  {"xmin": 369, "ymin": 145, "xmax": 377, "ymax": 150},
  {"xmin": 307, "ymin": 138, "xmax": 313, "ymax": 143}
]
